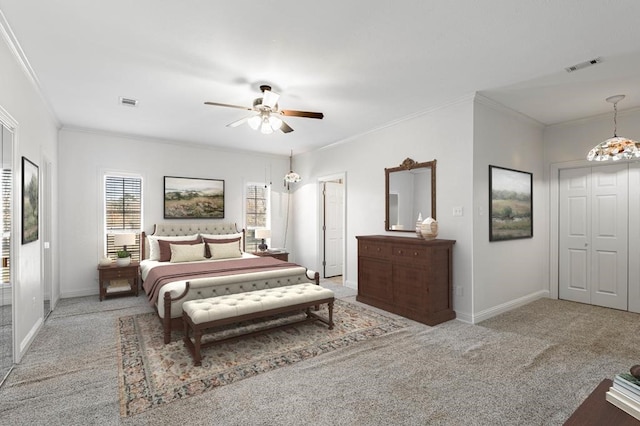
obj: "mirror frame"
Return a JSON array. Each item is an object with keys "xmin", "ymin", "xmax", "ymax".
[{"xmin": 385, "ymin": 158, "xmax": 436, "ymax": 232}]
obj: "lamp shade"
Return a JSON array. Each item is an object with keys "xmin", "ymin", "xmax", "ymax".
[
  {"xmin": 254, "ymin": 229, "xmax": 271, "ymax": 240},
  {"xmin": 113, "ymin": 233, "xmax": 136, "ymax": 247}
]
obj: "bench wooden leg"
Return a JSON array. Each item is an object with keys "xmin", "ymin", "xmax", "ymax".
[
  {"xmin": 328, "ymin": 301, "xmax": 334, "ymax": 330},
  {"xmin": 193, "ymin": 329, "xmax": 202, "ymax": 366}
]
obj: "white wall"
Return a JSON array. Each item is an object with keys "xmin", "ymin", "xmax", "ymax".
[
  {"xmin": 58, "ymin": 129, "xmax": 290, "ymax": 298},
  {"xmin": 472, "ymin": 96, "xmax": 547, "ymax": 322},
  {"xmin": 291, "ymin": 97, "xmax": 476, "ymax": 320},
  {"xmin": 0, "ymin": 25, "xmax": 59, "ymax": 361}
]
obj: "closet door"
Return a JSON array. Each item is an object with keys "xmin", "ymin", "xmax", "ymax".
[
  {"xmin": 628, "ymin": 163, "xmax": 640, "ymax": 313},
  {"xmin": 559, "ymin": 168, "xmax": 591, "ymax": 304},
  {"xmin": 559, "ymin": 164, "xmax": 628, "ymax": 310}
]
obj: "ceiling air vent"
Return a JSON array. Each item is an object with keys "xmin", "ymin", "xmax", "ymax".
[
  {"xmin": 565, "ymin": 57, "xmax": 602, "ymax": 73},
  {"xmin": 119, "ymin": 96, "xmax": 139, "ymax": 107}
]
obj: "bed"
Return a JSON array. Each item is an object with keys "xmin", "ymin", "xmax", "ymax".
[{"xmin": 140, "ymin": 222, "xmax": 319, "ymax": 343}]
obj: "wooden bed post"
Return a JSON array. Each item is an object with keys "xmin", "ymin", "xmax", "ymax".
[{"xmin": 164, "ymin": 291, "xmax": 172, "ymax": 344}]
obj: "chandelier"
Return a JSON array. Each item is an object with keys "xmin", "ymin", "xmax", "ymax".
[
  {"xmin": 283, "ymin": 150, "xmax": 301, "ymax": 189},
  {"xmin": 587, "ymin": 95, "xmax": 640, "ymax": 161}
]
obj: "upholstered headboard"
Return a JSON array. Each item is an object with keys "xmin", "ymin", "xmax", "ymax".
[{"xmin": 141, "ymin": 222, "xmax": 244, "ymax": 259}]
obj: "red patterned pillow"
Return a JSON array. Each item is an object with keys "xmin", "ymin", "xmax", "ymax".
[
  {"xmin": 157, "ymin": 238, "xmax": 201, "ymax": 262},
  {"xmin": 203, "ymin": 237, "xmax": 241, "ymax": 258}
]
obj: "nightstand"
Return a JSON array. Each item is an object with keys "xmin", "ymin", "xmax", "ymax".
[
  {"xmin": 252, "ymin": 251, "xmax": 289, "ymax": 262},
  {"xmin": 97, "ymin": 262, "xmax": 140, "ymax": 301}
]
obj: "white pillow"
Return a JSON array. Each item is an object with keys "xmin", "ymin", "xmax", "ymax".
[
  {"xmin": 147, "ymin": 234, "xmax": 199, "ymax": 261},
  {"xmin": 208, "ymin": 241, "xmax": 242, "ymax": 260},
  {"xmin": 170, "ymin": 243, "xmax": 206, "ymax": 263}
]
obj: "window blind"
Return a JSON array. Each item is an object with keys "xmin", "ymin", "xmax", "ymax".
[{"xmin": 105, "ymin": 175, "xmax": 142, "ymax": 261}]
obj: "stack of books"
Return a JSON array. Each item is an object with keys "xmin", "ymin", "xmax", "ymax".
[{"xmin": 606, "ymin": 373, "xmax": 640, "ymax": 420}]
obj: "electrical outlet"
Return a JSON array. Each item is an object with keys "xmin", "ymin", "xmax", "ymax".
[{"xmin": 453, "ymin": 206, "xmax": 463, "ymax": 217}]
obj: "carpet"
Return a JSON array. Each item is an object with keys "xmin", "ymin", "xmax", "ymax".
[{"xmin": 116, "ymin": 299, "xmax": 407, "ymax": 416}]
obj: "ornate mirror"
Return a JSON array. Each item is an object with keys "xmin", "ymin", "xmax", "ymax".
[{"xmin": 385, "ymin": 158, "xmax": 436, "ymax": 232}]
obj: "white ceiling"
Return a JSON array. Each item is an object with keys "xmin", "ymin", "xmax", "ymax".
[{"xmin": 1, "ymin": 0, "xmax": 640, "ymax": 156}]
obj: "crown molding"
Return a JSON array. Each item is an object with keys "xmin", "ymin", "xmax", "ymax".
[
  {"xmin": 474, "ymin": 93, "xmax": 545, "ymax": 128},
  {"xmin": 0, "ymin": 9, "xmax": 60, "ymax": 127}
]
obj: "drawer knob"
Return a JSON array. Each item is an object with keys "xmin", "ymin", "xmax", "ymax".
[
  {"xmin": 376, "ymin": 248, "xmax": 381, "ymax": 252},
  {"xmin": 414, "ymin": 252, "xmax": 418, "ymax": 256}
]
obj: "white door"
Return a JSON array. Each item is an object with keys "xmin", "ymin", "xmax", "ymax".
[
  {"xmin": 323, "ymin": 181, "xmax": 344, "ymax": 278},
  {"xmin": 559, "ymin": 164, "xmax": 628, "ymax": 310}
]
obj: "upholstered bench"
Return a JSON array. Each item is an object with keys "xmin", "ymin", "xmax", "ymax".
[{"xmin": 182, "ymin": 283, "xmax": 335, "ymax": 366}]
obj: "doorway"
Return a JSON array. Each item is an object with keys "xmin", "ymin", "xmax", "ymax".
[
  {"xmin": 42, "ymin": 157, "xmax": 53, "ymax": 318},
  {"xmin": 558, "ymin": 163, "xmax": 631, "ymax": 310},
  {"xmin": 319, "ymin": 175, "xmax": 345, "ymax": 281},
  {"xmin": 0, "ymin": 118, "xmax": 14, "ymax": 384}
]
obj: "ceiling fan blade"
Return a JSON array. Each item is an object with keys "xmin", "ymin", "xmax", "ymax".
[
  {"xmin": 280, "ymin": 120, "xmax": 294, "ymax": 133},
  {"xmin": 280, "ymin": 109, "xmax": 324, "ymax": 119},
  {"xmin": 262, "ymin": 90, "xmax": 280, "ymax": 109},
  {"xmin": 204, "ymin": 101, "xmax": 253, "ymax": 111},
  {"xmin": 226, "ymin": 115, "xmax": 254, "ymax": 128}
]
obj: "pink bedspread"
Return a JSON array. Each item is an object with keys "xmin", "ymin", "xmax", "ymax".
[{"xmin": 142, "ymin": 257, "xmax": 300, "ymax": 305}]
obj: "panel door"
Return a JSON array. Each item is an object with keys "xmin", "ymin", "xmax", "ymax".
[
  {"xmin": 323, "ymin": 181, "xmax": 344, "ymax": 278},
  {"xmin": 559, "ymin": 164, "xmax": 628, "ymax": 310},
  {"xmin": 559, "ymin": 168, "xmax": 591, "ymax": 304}
]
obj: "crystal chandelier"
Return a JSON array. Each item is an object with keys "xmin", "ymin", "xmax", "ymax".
[
  {"xmin": 283, "ymin": 150, "xmax": 301, "ymax": 189},
  {"xmin": 587, "ymin": 95, "xmax": 640, "ymax": 161}
]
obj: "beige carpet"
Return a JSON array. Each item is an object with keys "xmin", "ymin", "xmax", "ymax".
[
  {"xmin": 117, "ymin": 299, "xmax": 407, "ymax": 416},
  {"xmin": 2, "ymin": 295, "xmax": 640, "ymax": 425}
]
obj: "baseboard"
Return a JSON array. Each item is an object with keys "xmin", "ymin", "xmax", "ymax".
[
  {"xmin": 472, "ymin": 290, "xmax": 550, "ymax": 324},
  {"xmin": 18, "ymin": 317, "xmax": 43, "ymax": 363},
  {"xmin": 60, "ymin": 288, "xmax": 99, "ymax": 299},
  {"xmin": 344, "ymin": 279, "xmax": 357, "ymax": 290},
  {"xmin": 453, "ymin": 311, "xmax": 473, "ymax": 324}
]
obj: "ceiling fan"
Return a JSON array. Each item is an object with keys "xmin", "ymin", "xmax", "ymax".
[{"xmin": 204, "ymin": 85, "xmax": 324, "ymax": 134}]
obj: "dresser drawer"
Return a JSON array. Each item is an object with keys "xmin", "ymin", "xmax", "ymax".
[
  {"xmin": 100, "ymin": 267, "xmax": 137, "ymax": 280},
  {"xmin": 358, "ymin": 240, "xmax": 391, "ymax": 259},
  {"xmin": 391, "ymin": 245, "xmax": 430, "ymax": 267}
]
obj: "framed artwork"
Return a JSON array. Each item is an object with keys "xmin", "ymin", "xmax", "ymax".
[
  {"xmin": 22, "ymin": 156, "xmax": 39, "ymax": 244},
  {"xmin": 489, "ymin": 165, "xmax": 532, "ymax": 241},
  {"xmin": 164, "ymin": 176, "xmax": 225, "ymax": 219}
]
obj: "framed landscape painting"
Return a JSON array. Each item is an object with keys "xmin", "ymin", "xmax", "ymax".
[
  {"xmin": 164, "ymin": 176, "xmax": 224, "ymax": 219},
  {"xmin": 489, "ymin": 165, "xmax": 532, "ymax": 241},
  {"xmin": 22, "ymin": 156, "xmax": 39, "ymax": 244}
]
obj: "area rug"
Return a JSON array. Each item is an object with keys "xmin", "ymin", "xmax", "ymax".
[{"xmin": 116, "ymin": 299, "xmax": 408, "ymax": 416}]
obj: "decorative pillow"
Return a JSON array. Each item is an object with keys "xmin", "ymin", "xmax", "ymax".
[
  {"xmin": 157, "ymin": 237, "xmax": 201, "ymax": 262},
  {"xmin": 200, "ymin": 232, "xmax": 243, "ymax": 241},
  {"xmin": 208, "ymin": 241, "xmax": 242, "ymax": 260},
  {"xmin": 170, "ymin": 243, "xmax": 206, "ymax": 263},
  {"xmin": 147, "ymin": 234, "xmax": 199, "ymax": 261},
  {"xmin": 203, "ymin": 236, "xmax": 242, "ymax": 258}
]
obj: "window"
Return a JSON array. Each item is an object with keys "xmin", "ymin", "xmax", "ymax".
[
  {"xmin": 245, "ymin": 183, "xmax": 270, "ymax": 252},
  {"xmin": 1, "ymin": 168, "xmax": 10, "ymax": 284},
  {"xmin": 104, "ymin": 174, "xmax": 142, "ymax": 261}
]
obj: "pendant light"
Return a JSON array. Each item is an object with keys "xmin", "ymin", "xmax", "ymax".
[
  {"xmin": 283, "ymin": 150, "xmax": 301, "ymax": 190},
  {"xmin": 587, "ymin": 95, "xmax": 639, "ymax": 161}
]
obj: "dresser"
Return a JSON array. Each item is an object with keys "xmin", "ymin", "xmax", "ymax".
[{"xmin": 356, "ymin": 235, "xmax": 455, "ymax": 326}]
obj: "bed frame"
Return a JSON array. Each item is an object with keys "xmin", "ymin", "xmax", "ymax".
[{"xmin": 140, "ymin": 222, "xmax": 320, "ymax": 343}]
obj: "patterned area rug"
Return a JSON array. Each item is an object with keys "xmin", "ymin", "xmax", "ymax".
[{"xmin": 117, "ymin": 299, "xmax": 407, "ymax": 416}]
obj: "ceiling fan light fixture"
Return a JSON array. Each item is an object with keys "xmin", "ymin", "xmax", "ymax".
[
  {"xmin": 260, "ymin": 116, "xmax": 274, "ymax": 134},
  {"xmin": 248, "ymin": 115, "xmax": 261, "ymax": 130},
  {"xmin": 269, "ymin": 115, "xmax": 283, "ymax": 131},
  {"xmin": 587, "ymin": 94, "xmax": 639, "ymax": 161}
]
